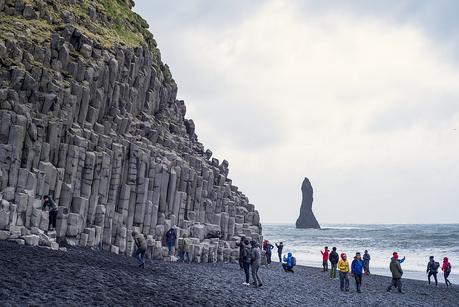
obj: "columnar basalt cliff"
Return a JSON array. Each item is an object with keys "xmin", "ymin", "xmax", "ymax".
[
  {"xmin": 296, "ymin": 177, "xmax": 320, "ymax": 229},
  {"xmin": 0, "ymin": 0, "xmax": 262, "ymax": 262}
]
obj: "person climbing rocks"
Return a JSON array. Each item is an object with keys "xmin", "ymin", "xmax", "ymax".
[
  {"xmin": 264, "ymin": 241, "xmax": 274, "ymax": 264},
  {"xmin": 321, "ymin": 246, "xmax": 330, "ymax": 272},
  {"xmin": 179, "ymin": 233, "xmax": 191, "ymax": 263},
  {"xmin": 165, "ymin": 226, "xmax": 177, "ymax": 256},
  {"xmin": 132, "ymin": 231, "xmax": 147, "ymax": 268},
  {"xmin": 338, "ymin": 253, "xmax": 350, "ymax": 291},
  {"xmin": 351, "ymin": 252, "xmax": 365, "ymax": 293},
  {"xmin": 42, "ymin": 195, "xmax": 58, "ymax": 231},
  {"xmin": 275, "ymin": 242, "xmax": 284, "ymax": 262},
  {"xmin": 387, "ymin": 252, "xmax": 404, "ymax": 293},
  {"xmin": 241, "ymin": 239, "xmax": 251, "ymax": 286},
  {"xmin": 442, "ymin": 257, "xmax": 452, "ymax": 287},
  {"xmin": 236, "ymin": 236, "xmax": 246, "ymax": 269},
  {"xmin": 426, "ymin": 256, "xmax": 440, "ymax": 286},
  {"xmin": 363, "ymin": 250, "xmax": 371, "ymax": 275},
  {"xmin": 250, "ymin": 240, "xmax": 263, "ymax": 287},
  {"xmin": 329, "ymin": 247, "xmax": 339, "ymax": 279},
  {"xmin": 282, "ymin": 252, "xmax": 296, "ymax": 273}
]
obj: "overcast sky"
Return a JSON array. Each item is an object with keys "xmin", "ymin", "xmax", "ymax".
[{"xmin": 134, "ymin": 0, "xmax": 459, "ymax": 224}]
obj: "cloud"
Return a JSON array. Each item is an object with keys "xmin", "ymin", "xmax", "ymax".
[{"xmin": 135, "ymin": 0, "xmax": 459, "ymax": 224}]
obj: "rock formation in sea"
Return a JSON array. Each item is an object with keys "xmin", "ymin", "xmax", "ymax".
[
  {"xmin": 0, "ymin": 0, "xmax": 262, "ymax": 263},
  {"xmin": 296, "ymin": 177, "xmax": 320, "ymax": 229}
]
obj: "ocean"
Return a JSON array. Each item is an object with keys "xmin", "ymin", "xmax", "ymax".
[{"xmin": 263, "ymin": 224, "xmax": 459, "ymax": 284}]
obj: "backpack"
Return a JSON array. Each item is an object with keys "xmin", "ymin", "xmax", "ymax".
[
  {"xmin": 291, "ymin": 256, "xmax": 296, "ymax": 267},
  {"xmin": 446, "ymin": 263, "xmax": 451, "ymax": 274},
  {"xmin": 433, "ymin": 262, "xmax": 440, "ymax": 270}
]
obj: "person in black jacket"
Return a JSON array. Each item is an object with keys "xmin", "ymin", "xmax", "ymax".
[
  {"xmin": 241, "ymin": 239, "xmax": 251, "ymax": 286},
  {"xmin": 426, "ymin": 256, "xmax": 440, "ymax": 286},
  {"xmin": 275, "ymin": 242, "xmax": 284, "ymax": 262},
  {"xmin": 329, "ymin": 247, "xmax": 339, "ymax": 279},
  {"xmin": 42, "ymin": 195, "xmax": 58, "ymax": 231},
  {"xmin": 236, "ymin": 236, "xmax": 246, "ymax": 269}
]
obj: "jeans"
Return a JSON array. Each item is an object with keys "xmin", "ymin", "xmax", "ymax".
[
  {"xmin": 444, "ymin": 273, "xmax": 452, "ymax": 287},
  {"xmin": 339, "ymin": 272, "xmax": 349, "ymax": 290},
  {"xmin": 323, "ymin": 261, "xmax": 328, "ymax": 271},
  {"xmin": 330, "ymin": 264, "xmax": 337, "ymax": 278},
  {"xmin": 278, "ymin": 252, "xmax": 282, "ymax": 262},
  {"xmin": 48, "ymin": 210, "xmax": 58, "ymax": 230},
  {"xmin": 134, "ymin": 248, "xmax": 146, "ymax": 266},
  {"xmin": 243, "ymin": 262, "xmax": 250, "ymax": 283},
  {"xmin": 251, "ymin": 264, "xmax": 262, "ymax": 286},
  {"xmin": 167, "ymin": 242, "xmax": 174, "ymax": 256},
  {"xmin": 180, "ymin": 251, "xmax": 191, "ymax": 263},
  {"xmin": 387, "ymin": 278, "xmax": 402, "ymax": 292},
  {"xmin": 266, "ymin": 253, "xmax": 272, "ymax": 264},
  {"xmin": 428, "ymin": 272, "xmax": 438, "ymax": 286},
  {"xmin": 364, "ymin": 261, "xmax": 370, "ymax": 275},
  {"xmin": 354, "ymin": 273, "xmax": 363, "ymax": 292},
  {"xmin": 282, "ymin": 263, "xmax": 294, "ymax": 272}
]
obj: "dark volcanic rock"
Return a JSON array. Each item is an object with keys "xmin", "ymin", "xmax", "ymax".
[{"xmin": 296, "ymin": 177, "xmax": 320, "ymax": 229}]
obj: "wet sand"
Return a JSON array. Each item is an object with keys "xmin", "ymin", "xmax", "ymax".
[{"xmin": 0, "ymin": 241, "xmax": 457, "ymax": 306}]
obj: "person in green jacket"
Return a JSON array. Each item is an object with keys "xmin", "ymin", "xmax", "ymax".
[{"xmin": 387, "ymin": 252, "xmax": 404, "ymax": 293}]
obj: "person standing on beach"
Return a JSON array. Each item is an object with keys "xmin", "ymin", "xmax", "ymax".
[
  {"xmin": 132, "ymin": 231, "xmax": 147, "ymax": 268},
  {"xmin": 426, "ymin": 256, "xmax": 440, "ymax": 286},
  {"xmin": 275, "ymin": 242, "xmax": 284, "ymax": 262},
  {"xmin": 363, "ymin": 250, "xmax": 371, "ymax": 275},
  {"xmin": 250, "ymin": 240, "xmax": 263, "ymax": 287},
  {"xmin": 387, "ymin": 252, "xmax": 404, "ymax": 293},
  {"xmin": 165, "ymin": 226, "xmax": 177, "ymax": 256},
  {"xmin": 329, "ymin": 247, "xmax": 339, "ymax": 279},
  {"xmin": 442, "ymin": 257, "xmax": 452, "ymax": 287},
  {"xmin": 351, "ymin": 252, "xmax": 365, "ymax": 293},
  {"xmin": 338, "ymin": 253, "xmax": 350, "ymax": 291},
  {"xmin": 241, "ymin": 239, "xmax": 252, "ymax": 286},
  {"xmin": 236, "ymin": 236, "xmax": 246, "ymax": 269},
  {"xmin": 42, "ymin": 195, "xmax": 58, "ymax": 231},
  {"xmin": 179, "ymin": 233, "xmax": 191, "ymax": 263},
  {"xmin": 321, "ymin": 246, "xmax": 330, "ymax": 272},
  {"xmin": 264, "ymin": 241, "xmax": 274, "ymax": 264}
]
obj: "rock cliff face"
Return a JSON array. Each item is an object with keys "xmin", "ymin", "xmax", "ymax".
[
  {"xmin": 0, "ymin": 0, "xmax": 262, "ymax": 262},
  {"xmin": 295, "ymin": 177, "xmax": 320, "ymax": 229}
]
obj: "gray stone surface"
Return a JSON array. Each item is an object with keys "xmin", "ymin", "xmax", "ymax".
[{"xmin": 0, "ymin": 0, "xmax": 262, "ymax": 262}]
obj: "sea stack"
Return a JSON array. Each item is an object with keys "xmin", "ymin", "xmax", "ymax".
[{"xmin": 296, "ymin": 177, "xmax": 320, "ymax": 229}]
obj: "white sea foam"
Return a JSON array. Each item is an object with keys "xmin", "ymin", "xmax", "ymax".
[{"xmin": 263, "ymin": 223, "xmax": 459, "ymax": 283}]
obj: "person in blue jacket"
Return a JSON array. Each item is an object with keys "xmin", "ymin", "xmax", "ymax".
[
  {"xmin": 282, "ymin": 252, "xmax": 296, "ymax": 273},
  {"xmin": 351, "ymin": 252, "xmax": 365, "ymax": 293},
  {"xmin": 165, "ymin": 226, "xmax": 177, "ymax": 256}
]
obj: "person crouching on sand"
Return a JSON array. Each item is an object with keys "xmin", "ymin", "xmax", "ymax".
[
  {"xmin": 282, "ymin": 252, "xmax": 296, "ymax": 272},
  {"xmin": 351, "ymin": 252, "xmax": 365, "ymax": 293},
  {"xmin": 132, "ymin": 231, "xmax": 147, "ymax": 268},
  {"xmin": 387, "ymin": 252, "xmax": 404, "ymax": 293},
  {"xmin": 321, "ymin": 246, "xmax": 330, "ymax": 272},
  {"xmin": 442, "ymin": 257, "xmax": 452, "ymax": 287},
  {"xmin": 363, "ymin": 250, "xmax": 371, "ymax": 275},
  {"xmin": 329, "ymin": 247, "xmax": 339, "ymax": 279},
  {"xmin": 241, "ymin": 239, "xmax": 252, "ymax": 286},
  {"xmin": 338, "ymin": 253, "xmax": 350, "ymax": 291},
  {"xmin": 250, "ymin": 240, "xmax": 263, "ymax": 287}
]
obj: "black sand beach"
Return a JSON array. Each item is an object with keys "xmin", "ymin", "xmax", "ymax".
[{"xmin": 0, "ymin": 241, "xmax": 457, "ymax": 307}]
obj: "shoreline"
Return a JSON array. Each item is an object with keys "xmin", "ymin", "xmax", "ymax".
[{"xmin": 1, "ymin": 241, "xmax": 458, "ymax": 307}]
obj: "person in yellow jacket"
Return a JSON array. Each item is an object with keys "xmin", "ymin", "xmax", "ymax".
[{"xmin": 338, "ymin": 253, "xmax": 350, "ymax": 291}]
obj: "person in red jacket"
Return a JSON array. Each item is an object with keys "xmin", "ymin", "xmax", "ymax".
[
  {"xmin": 442, "ymin": 257, "xmax": 452, "ymax": 287},
  {"xmin": 321, "ymin": 246, "xmax": 330, "ymax": 272}
]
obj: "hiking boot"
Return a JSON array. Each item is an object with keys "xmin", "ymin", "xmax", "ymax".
[{"xmin": 357, "ymin": 290, "xmax": 362, "ymax": 293}]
